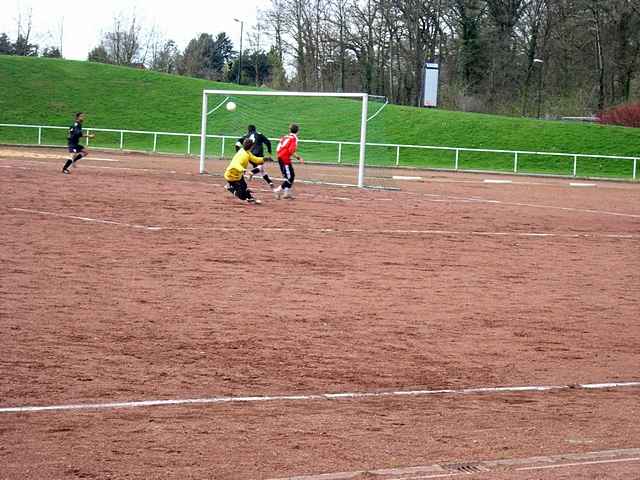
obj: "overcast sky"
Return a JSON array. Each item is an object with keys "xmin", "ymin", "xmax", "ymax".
[{"xmin": 1, "ymin": 0, "xmax": 272, "ymax": 60}]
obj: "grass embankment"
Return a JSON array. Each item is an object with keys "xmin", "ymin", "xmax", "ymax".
[{"xmin": 1, "ymin": 56, "xmax": 638, "ymax": 178}]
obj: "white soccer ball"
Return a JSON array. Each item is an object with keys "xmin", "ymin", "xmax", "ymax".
[{"xmin": 226, "ymin": 101, "xmax": 237, "ymax": 112}]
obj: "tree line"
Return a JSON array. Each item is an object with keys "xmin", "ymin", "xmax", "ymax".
[
  {"xmin": 2, "ymin": 1, "xmax": 639, "ymax": 116},
  {"xmin": 0, "ymin": 10, "xmax": 62, "ymax": 58},
  {"xmin": 84, "ymin": 13, "xmax": 274, "ymax": 86},
  {"xmin": 263, "ymin": 0, "xmax": 640, "ymax": 116},
  {"xmin": 0, "ymin": 11, "xmax": 274, "ymax": 87}
]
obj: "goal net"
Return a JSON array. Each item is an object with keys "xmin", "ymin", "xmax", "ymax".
[{"xmin": 199, "ymin": 90, "xmax": 391, "ymax": 188}]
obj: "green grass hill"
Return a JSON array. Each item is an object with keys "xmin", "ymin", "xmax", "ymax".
[{"xmin": 1, "ymin": 56, "xmax": 638, "ymax": 178}]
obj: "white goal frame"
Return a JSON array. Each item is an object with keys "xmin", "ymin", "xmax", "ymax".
[{"xmin": 200, "ymin": 90, "xmax": 369, "ymax": 188}]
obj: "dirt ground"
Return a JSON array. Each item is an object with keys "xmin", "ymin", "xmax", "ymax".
[{"xmin": 1, "ymin": 146, "xmax": 639, "ymax": 479}]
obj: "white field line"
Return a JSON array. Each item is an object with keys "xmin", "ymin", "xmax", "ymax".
[
  {"xmin": 2, "ymin": 157, "xmax": 639, "ymax": 219},
  {"xmin": 516, "ymin": 457, "xmax": 640, "ymax": 471},
  {"xmin": 278, "ymin": 471, "xmax": 463, "ymax": 480},
  {"xmin": 0, "ymin": 154, "xmax": 625, "ymax": 189},
  {"xmin": 271, "ymin": 449, "xmax": 640, "ymax": 480},
  {"xmin": 1, "ymin": 382, "xmax": 639, "ymax": 414},
  {"xmin": 483, "ymin": 179, "xmax": 512, "ymax": 184},
  {"xmin": 11, "ymin": 208, "xmax": 161, "ymax": 231},
  {"xmin": 255, "ymin": 166, "xmax": 629, "ymax": 191},
  {"xmin": 279, "ymin": 169, "xmax": 640, "ymax": 218},
  {"xmin": 79, "ymin": 164, "xmax": 174, "ymax": 173},
  {"xmin": 314, "ymin": 172, "xmax": 622, "ymax": 190},
  {"xmin": 0, "ymin": 158, "xmax": 167, "ymax": 174},
  {"xmin": 441, "ymin": 194, "xmax": 640, "ymax": 219},
  {"xmin": 9, "ymin": 208, "xmax": 640, "ymax": 240},
  {"xmin": 88, "ymin": 157, "xmax": 121, "ymax": 162},
  {"xmin": 295, "ymin": 167, "xmax": 623, "ymax": 190},
  {"xmin": 386, "ymin": 474, "xmax": 462, "ymax": 480},
  {"xmin": 392, "ymin": 175, "xmax": 423, "ymax": 181},
  {"xmin": 72, "ymin": 167, "xmax": 640, "ymax": 219},
  {"xmin": 0, "ymin": 150, "xmax": 120, "ymax": 162},
  {"xmin": 0, "ymin": 165, "xmax": 29, "ymax": 170}
]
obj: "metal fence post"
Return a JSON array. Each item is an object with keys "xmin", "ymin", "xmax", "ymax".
[
  {"xmin": 338, "ymin": 143, "xmax": 342, "ymax": 164},
  {"xmin": 634, "ymin": 159, "xmax": 637, "ymax": 180},
  {"xmin": 38, "ymin": 127, "xmax": 42, "ymax": 145},
  {"xmin": 221, "ymin": 137, "xmax": 225, "ymax": 158},
  {"xmin": 120, "ymin": 131, "xmax": 124, "ymax": 150},
  {"xmin": 573, "ymin": 155, "xmax": 578, "ymax": 177},
  {"xmin": 395, "ymin": 146, "xmax": 400, "ymax": 166},
  {"xmin": 86, "ymin": 130, "xmax": 90, "ymax": 146},
  {"xmin": 455, "ymin": 149, "xmax": 459, "ymax": 170},
  {"xmin": 187, "ymin": 135, "xmax": 191, "ymax": 155},
  {"xmin": 153, "ymin": 133, "xmax": 158, "ymax": 152},
  {"xmin": 514, "ymin": 152, "xmax": 519, "ymax": 173}
]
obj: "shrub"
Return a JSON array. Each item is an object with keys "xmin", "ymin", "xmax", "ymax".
[{"xmin": 597, "ymin": 103, "xmax": 640, "ymax": 128}]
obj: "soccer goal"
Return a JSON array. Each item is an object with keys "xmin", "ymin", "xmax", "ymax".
[{"xmin": 199, "ymin": 90, "xmax": 372, "ymax": 187}]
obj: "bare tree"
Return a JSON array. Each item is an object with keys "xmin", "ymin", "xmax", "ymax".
[
  {"xmin": 576, "ymin": 0, "xmax": 606, "ymax": 110},
  {"xmin": 446, "ymin": 0, "xmax": 486, "ymax": 96},
  {"xmin": 264, "ymin": 0, "xmax": 288, "ymax": 88},
  {"xmin": 329, "ymin": 0, "xmax": 351, "ymax": 92},
  {"xmin": 394, "ymin": 0, "xmax": 443, "ymax": 105},
  {"xmin": 348, "ymin": 0, "xmax": 379, "ymax": 95},
  {"xmin": 40, "ymin": 16, "xmax": 65, "ymax": 59},
  {"xmin": 484, "ymin": 0, "xmax": 527, "ymax": 108},
  {"xmin": 149, "ymin": 39, "xmax": 179, "ymax": 73},
  {"xmin": 98, "ymin": 12, "xmax": 144, "ymax": 65},
  {"xmin": 259, "ymin": 0, "xmax": 640, "ymax": 113},
  {"xmin": 14, "ymin": 7, "xmax": 38, "ymax": 56},
  {"xmin": 518, "ymin": 0, "xmax": 551, "ymax": 116},
  {"xmin": 57, "ymin": 17, "xmax": 64, "ymax": 57},
  {"xmin": 290, "ymin": 0, "xmax": 309, "ymax": 89},
  {"xmin": 607, "ymin": 0, "xmax": 640, "ymax": 104},
  {"xmin": 247, "ymin": 24, "xmax": 264, "ymax": 85}
]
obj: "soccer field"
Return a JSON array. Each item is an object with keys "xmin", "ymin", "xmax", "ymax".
[{"xmin": 1, "ymin": 146, "xmax": 639, "ymax": 479}]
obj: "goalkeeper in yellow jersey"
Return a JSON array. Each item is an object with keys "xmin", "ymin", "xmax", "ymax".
[{"xmin": 224, "ymin": 138, "xmax": 272, "ymax": 204}]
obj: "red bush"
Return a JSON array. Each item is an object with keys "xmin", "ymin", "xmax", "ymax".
[{"xmin": 597, "ymin": 103, "xmax": 640, "ymax": 128}]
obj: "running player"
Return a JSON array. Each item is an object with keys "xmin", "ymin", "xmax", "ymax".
[
  {"xmin": 234, "ymin": 125, "xmax": 274, "ymax": 188},
  {"xmin": 62, "ymin": 112, "xmax": 95, "ymax": 174},
  {"xmin": 273, "ymin": 124, "xmax": 304, "ymax": 199},
  {"xmin": 224, "ymin": 138, "xmax": 272, "ymax": 204}
]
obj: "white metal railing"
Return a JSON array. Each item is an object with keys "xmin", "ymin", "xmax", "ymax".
[{"xmin": 0, "ymin": 123, "xmax": 637, "ymax": 180}]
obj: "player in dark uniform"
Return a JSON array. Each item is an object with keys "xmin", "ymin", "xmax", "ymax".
[
  {"xmin": 234, "ymin": 125, "xmax": 274, "ymax": 189},
  {"xmin": 62, "ymin": 112, "xmax": 95, "ymax": 174}
]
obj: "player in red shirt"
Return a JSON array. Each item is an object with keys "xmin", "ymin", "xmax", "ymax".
[{"xmin": 273, "ymin": 124, "xmax": 304, "ymax": 199}]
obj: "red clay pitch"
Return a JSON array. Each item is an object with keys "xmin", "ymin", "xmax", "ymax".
[{"xmin": 1, "ymin": 147, "xmax": 639, "ymax": 479}]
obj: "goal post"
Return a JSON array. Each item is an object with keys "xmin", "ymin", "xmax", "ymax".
[{"xmin": 199, "ymin": 90, "xmax": 369, "ymax": 188}]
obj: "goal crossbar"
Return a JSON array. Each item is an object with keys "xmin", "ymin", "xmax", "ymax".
[{"xmin": 199, "ymin": 90, "xmax": 369, "ymax": 187}]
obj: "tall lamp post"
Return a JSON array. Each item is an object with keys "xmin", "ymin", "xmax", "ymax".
[
  {"xmin": 234, "ymin": 18, "xmax": 244, "ymax": 84},
  {"xmin": 533, "ymin": 58, "xmax": 544, "ymax": 119}
]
